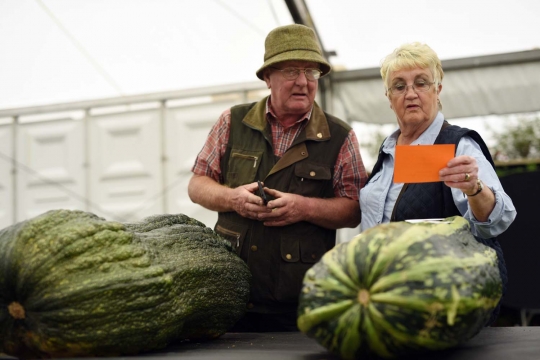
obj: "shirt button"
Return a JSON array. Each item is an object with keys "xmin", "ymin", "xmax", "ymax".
[
  {"xmin": 247, "ymin": 303, "xmax": 254, "ymax": 309},
  {"xmin": 301, "ymin": 151, "xmax": 306, "ymax": 156},
  {"xmin": 286, "ymin": 254, "xmax": 292, "ymax": 260},
  {"xmin": 310, "ymin": 171, "xmax": 316, "ymax": 177},
  {"xmin": 317, "ymin": 133, "xmax": 322, "ymax": 138},
  {"xmin": 251, "ymin": 245, "xmax": 258, "ymax": 252},
  {"xmin": 311, "ymin": 253, "xmax": 317, "ymax": 260}
]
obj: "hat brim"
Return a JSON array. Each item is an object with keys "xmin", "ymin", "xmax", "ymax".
[{"xmin": 256, "ymin": 49, "xmax": 331, "ymax": 80}]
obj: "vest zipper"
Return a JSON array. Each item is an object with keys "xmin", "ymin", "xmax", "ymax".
[
  {"xmin": 216, "ymin": 225, "xmax": 241, "ymax": 247},
  {"xmin": 231, "ymin": 153, "xmax": 258, "ymax": 168}
]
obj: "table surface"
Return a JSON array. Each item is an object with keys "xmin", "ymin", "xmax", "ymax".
[{"xmin": 1, "ymin": 327, "xmax": 538, "ymax": 359}]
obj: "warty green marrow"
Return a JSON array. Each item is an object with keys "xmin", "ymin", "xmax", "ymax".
[{"xmin": 0, "ymin": 209, "xmax": 251, "ymax": 358}]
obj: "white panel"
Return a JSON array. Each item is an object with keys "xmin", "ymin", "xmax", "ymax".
[
  {"xmin": 442, "ymin": 62, "xmax": 540, "ymax": 119},
  {"xmin": 90, "ymin": 110, "xmax": 162, "ymax": 222},
  {"xmin": 337, "ymin": 226, "xmax": 360, "ymax": 244},
  {"xmin": 165, "ymin": 100, "xmax": 238, "ymax": 228},
  {"xmin": 0, "ymin": 125, "xmax": 14, "ymax": 227},
  {"xmin": 16, "ymin": 119, "xmax": 85, "ymax": 221}
]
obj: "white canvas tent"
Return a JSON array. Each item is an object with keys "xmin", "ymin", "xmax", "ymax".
[
  {"xmin": 329, "ymin": 49, "xmax": 540, "ymax": 124},
  {"xmin": 2, "ymin": 0, "xmax": 540, "ymax": 110},
  {"xmin": 1, "ymin": 0, "xmax": 540, "ymax": 242}
]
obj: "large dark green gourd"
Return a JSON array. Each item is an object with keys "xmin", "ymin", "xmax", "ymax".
[
  {"xmin": 0, "ymin": 209, "xmax": 251, "ymax": 358},
  {"xmin": 297, "ymin": 216, "xmax": 502, "ymax": 359}
]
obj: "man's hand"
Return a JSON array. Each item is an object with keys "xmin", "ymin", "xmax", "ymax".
[
  {"xmin": 188, "ymin": 175, "xmax": 270, "ymax": 217},
  {"xmin": 229, "ymin": 182, "xmax": 272, "ymax": 220},
  {"xmin": 257, "ymin": 187, "xmax": 360, "ymax": 228},
  {"xmin": 189, "ymin": 175, "xmax": 360, "ymax": 228},
  {"xmin": 256, "ymin": 188, "xmax": 304, "ymax": 226}
]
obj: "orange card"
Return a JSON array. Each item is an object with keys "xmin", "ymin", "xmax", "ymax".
[{"xmin": 394, "ymin": 144, "xmax": 455, "ymax": 183}]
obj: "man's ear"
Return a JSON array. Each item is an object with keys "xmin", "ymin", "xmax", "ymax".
[{"xmin": 263, "ymin": 71, "xmax": 271, "ymax": 88}]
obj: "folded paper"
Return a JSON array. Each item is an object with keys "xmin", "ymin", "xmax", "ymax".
[{"xmin": 394, "ymin": 144, "xmax": 455, "ymax": 183}]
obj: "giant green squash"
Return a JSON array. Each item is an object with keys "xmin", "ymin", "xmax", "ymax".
[
  {"xmin": 297, "ymin": 216, "xmax": 502, "ymax": 359},
  {"xmin": 0, "ymin": 209, "xmax": 251, "ymax": 358}
]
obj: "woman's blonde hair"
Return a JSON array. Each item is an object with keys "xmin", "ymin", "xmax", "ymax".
[{"xmin": 380, "ymin": 42, "xmax": 444, "ymax": 95}]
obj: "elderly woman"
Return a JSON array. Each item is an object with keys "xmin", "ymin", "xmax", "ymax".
[{"xmin": 360, "ymin": 42, "xmax": 516, "ymax": 324}]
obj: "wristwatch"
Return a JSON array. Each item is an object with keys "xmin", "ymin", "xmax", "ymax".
[{"xmin": 466, "ymin": 179, "xmax": 483, "ymax": 197}]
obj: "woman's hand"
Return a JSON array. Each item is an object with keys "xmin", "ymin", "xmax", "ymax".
[
  {"xmin": 439, "ymin": 155, "xmax": 479, "ymax": 194},
  {"xmin": 439, "ymin": 155, "xmax": 495, "ymax": 221}
]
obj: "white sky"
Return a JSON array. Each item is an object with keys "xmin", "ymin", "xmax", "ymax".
[
  {"xmin": 309, "ymin": 0, "xmax": 540, "ymax": 70},
  {"xmin": 1, "ymin": 0, "xmax": 540, "ymax": 110}
]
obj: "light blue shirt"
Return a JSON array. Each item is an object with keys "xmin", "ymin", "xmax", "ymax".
[{"xmin": 360, "ymin": 112, "xmax": 516, "ymax": 239}]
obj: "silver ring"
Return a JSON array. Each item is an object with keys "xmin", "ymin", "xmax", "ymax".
[{"xmin": 464, "ymin": 173, "xmax": 470, "ymax": 181}]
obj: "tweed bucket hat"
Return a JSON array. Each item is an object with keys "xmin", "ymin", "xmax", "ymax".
[{"xmin": 256, "ymin": 24, "xmax": 331, "ymax": 80}]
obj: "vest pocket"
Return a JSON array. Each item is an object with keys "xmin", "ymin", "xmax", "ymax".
[
  {"xmin": 226, "ymin": 149, "xmax": 264, "ymax": 188},
  {"xmin": 281, "ymin": 236, "xmax": 300, "ymax": 262},
  {"xmin": 289, "ymin": 161, "xmax": 332, "ymax": 197},
  {"xmin": 276, "ymin": 235, "xmax": 303, "ymax": 302},
  {"xmin": 300, "ymin": 237, "xmax": 326, "ymax": 263},
  {"xmin": 276, "ymin": 234, "xmax": 328, "ymax": 302},
  {"xmin": 215, "ymin": 222, "xmax": 247, "ymax": 256}
]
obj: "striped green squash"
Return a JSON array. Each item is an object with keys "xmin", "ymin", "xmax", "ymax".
[
  {"xmin": 297, "ymin": 216, "xmax": 502, "ymax": 359},
  {"xmin": 0, "ymin": 210, "xmax": 251, "ymax": 358}
]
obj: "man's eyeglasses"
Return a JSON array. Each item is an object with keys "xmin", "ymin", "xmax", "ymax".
[
  {"xmin": 389, "ymin": 80, "xmax": 435, "ymax": 95},
  {"xmin": 270, "ymin": 67, "xmax": 323, "ymax": 81}
]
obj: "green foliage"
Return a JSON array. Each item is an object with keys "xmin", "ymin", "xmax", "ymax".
[{"xmin": 488, "ymin": 114, "xmax": 540, "ymax": 161}]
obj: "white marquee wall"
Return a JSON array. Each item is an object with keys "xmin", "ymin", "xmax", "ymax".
[
  {"xmin": 0, "ymin": 85, "xmax": 268, "ymax": 237},
  {"xmin": 1, "ymin": 49, "xmax": 540, "ymax": 242},
  {"xmin": 0, "ymin": 124, "xmax": 13, "ymax": 227}
]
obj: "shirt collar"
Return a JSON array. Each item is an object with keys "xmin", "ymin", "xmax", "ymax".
[
  {"xmin": 383, "ymin": 111, "xmax": 445, "ymax": 151},
  {"xmin": 265, "ymin": 96, "xmax": 312, "ymax": 126},
  {"xmin": 412, "ymin": 111, "xmax": 445, "ymax": 145}
]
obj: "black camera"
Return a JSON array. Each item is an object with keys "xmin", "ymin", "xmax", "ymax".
[{"xmin": 257, "ymin": 180, "xmax": 268, "ymax": 205}]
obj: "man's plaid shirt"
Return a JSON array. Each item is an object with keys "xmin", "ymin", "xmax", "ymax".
[{"xmin": 192, "ymin": 99, "xmax": 366, "ymax": 200}]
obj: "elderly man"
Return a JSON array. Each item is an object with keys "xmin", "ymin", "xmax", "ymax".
[{"xmin": 188, "ymin": 24, "xmax": 367, "ymax": 331}]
